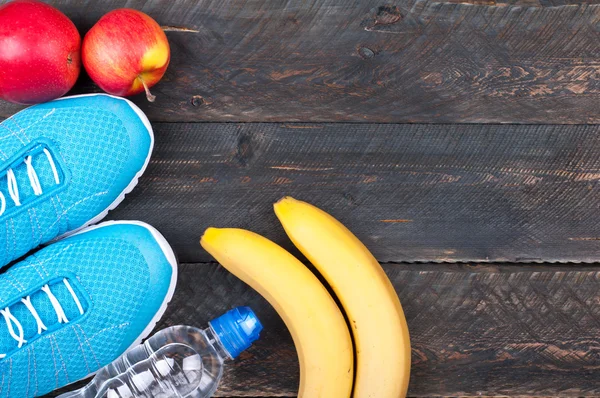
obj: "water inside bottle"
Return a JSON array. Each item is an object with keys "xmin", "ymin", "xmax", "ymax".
[{"xmin": 99, "ymin": 343, "xmax": 202, "ymax": 398}]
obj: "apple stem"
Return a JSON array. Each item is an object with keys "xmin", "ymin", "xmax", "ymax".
[{"xmin": 139, "ymin": 77, "xmax": 156, "ymax": 102}]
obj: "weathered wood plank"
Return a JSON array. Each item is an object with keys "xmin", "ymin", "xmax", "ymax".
[
  {"xmin": 47, "ymin": 262, "xmax": 600, "ymax": 397},
  {"xmin": 1, "ymin": 0, "xmax": 599, "ymax": 123},
  {"xmin": 103, "ymin": 122, "xmax": 600, "ymax": 263}
]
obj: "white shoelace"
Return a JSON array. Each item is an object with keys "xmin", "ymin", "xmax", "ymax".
[
  {"xmin": 0, "ymin": 149, "xmax": 60, "ymax": 216},
  {"xmin": 0, "ymin": 279, "xmax": 84, "ymax": 359}
]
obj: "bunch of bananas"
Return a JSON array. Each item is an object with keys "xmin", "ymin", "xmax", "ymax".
[{"xmin": 201, "ymin": 197, "xmax": 411, "ymax": 398}]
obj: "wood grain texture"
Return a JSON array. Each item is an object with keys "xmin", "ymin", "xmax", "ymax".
[
  {"xmin": 46, "ymin": 262, "xmax": 600, "ymax": 397},
  {"xmin": 1, "ymin": 0, "xmax": 599, "ymax": 123},
  {"xmin": 101, "ymin": 122, "xmax": 600, "ymax": 263}
]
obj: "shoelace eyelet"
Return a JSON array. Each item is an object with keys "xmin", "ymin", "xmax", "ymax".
[
  {"xmin": 0, "ymin": 279, "xmax": 83, "ymax": 359},
  {"xmin": 0, "ymin": 148, "xmax": 60, "ymax": 217}
]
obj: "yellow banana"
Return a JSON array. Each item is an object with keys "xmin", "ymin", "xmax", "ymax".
[
  {"xmin": 274, "ymin": 197, "xmax": 411, "ymax": 398},
  {"xmin": 201, "ymin": 227, "xmax": 354, "ymax": 398}
]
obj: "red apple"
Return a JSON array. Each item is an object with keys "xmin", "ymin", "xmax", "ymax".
[
  {"xmin": 0, "ymin": 0, "xmax": 81, "ymax": 104},
  {"xmin": 82, "ymin": 9, "xmax": 170, "ymax": 102}
]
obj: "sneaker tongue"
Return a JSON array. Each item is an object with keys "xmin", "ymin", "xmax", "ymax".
[
  {"xmin": 1, "ymin": 149, "xmax": 59, "ymax": 211},
  {"xmin": 0, "ymin": 281, "xmax": 85, "ymax": 355}
]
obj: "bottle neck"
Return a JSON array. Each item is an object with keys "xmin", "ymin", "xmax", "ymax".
[{"xmin": 204, "ymin": 326, "xmax": 233, "ymax": 361}]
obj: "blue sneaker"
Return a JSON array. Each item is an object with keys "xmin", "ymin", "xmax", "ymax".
[
  {"xmin": 0, "ymin": 221, "xmax": 177, "ymax": 397},
  {"xmin": 0, "ymin": 94, "xmax": 153, "ymax": 268}
]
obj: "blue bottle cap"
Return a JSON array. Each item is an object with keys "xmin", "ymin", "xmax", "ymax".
[{"xmin": 209, "ymin": 306, "xmax": 263, "ymax": 359}]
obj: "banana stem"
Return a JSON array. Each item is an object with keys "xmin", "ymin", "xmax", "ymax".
[{"xmin": 139, "ymin": 77, "xmax": 156, "ymax": 102}]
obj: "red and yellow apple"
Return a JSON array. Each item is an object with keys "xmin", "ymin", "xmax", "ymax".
[
  {"xmin": 0, "ymin": 0, "xmax": 81, "ymax": 104},
  {"xmin": 82, "ymin": 9, "xmax": 170, "ymax": 102}
]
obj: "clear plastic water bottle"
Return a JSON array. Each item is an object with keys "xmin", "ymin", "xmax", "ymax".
[{"xmin": 59, "ymin": 306, "xmax": 263, "ymax": 398}]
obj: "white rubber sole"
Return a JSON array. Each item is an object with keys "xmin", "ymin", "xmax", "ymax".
[
  {"xmin": 53, "ymin": 93, "xmax": 154, "ymax": 241},
  {"xmin": 68, "ymin": 220, "xmax": 178, "ymax": 385}
]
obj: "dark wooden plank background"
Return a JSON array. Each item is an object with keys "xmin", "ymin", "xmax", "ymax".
[
  {"xmin": 2, "ymin": 0, "xmax": 598, "ymax": 396},
  {"xmin": 48, "ymin": 263, "xmax": 600, "ymax": 397},
  {"xmin": 106, "ymin": 122, "xmax": 600, "ymax": 264},
  {"xmin": 1, "ymin": 0, "xmax": 600, "ymax": 123}
]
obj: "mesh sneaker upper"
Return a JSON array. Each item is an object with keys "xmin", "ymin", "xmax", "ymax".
[
  {"xmin": 0, "ymin": 222, "xmax": 175, "ymax": 397},
  {"xmin": 0, "ymin": 95, "xmax": 153, "ymax": 268}
]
